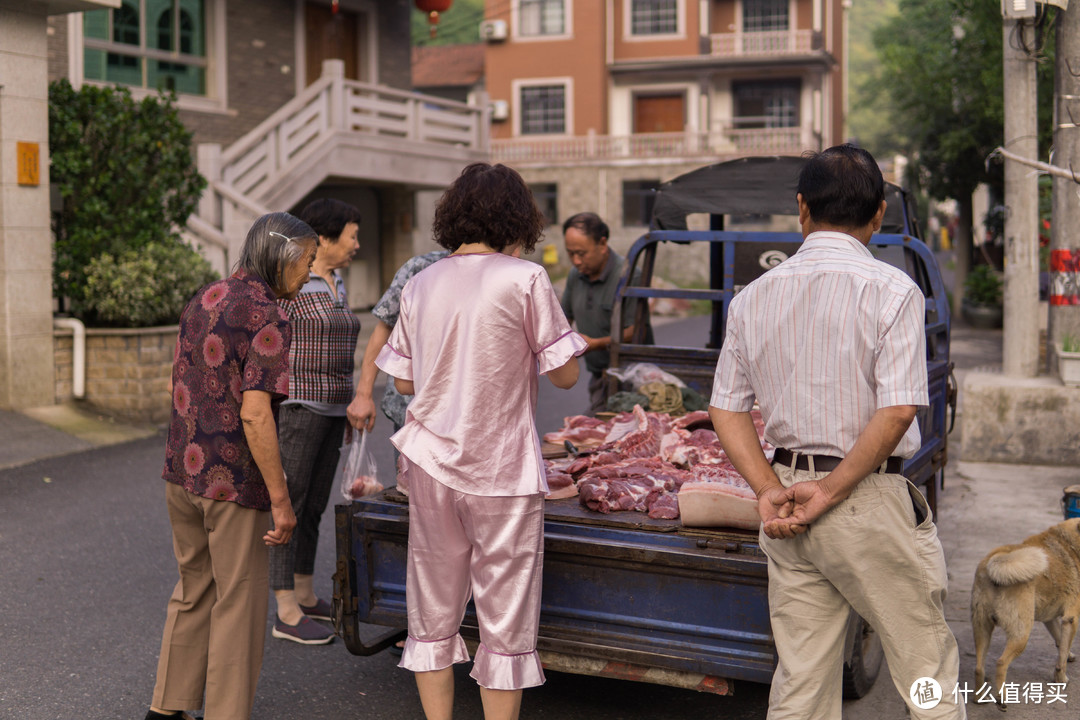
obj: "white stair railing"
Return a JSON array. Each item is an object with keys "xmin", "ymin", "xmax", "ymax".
[{"xmin": 188, "ymin": 60, "xmax": 488, "ymax": 274}]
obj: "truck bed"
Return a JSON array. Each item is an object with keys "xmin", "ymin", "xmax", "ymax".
[{"xmin": 335, "ymin": 487, "xmax": 774, "ymax": 694}]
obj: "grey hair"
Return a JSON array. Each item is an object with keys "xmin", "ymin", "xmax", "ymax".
[{"xmin": 236, "ymin": 212, "xmax": 317, "ymax": 294}]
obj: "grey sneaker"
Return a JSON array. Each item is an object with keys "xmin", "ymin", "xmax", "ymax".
[
  {"xmin": 272, "ymin": 616, "xmax": 334, "ymax": 645},
  {"xmin": 299, "ymin": 597, "xmax": 333, "ymax": 621}
]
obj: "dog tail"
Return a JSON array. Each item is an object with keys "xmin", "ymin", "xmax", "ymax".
[{"xmin": 986, "ymin": 546, "xmax": 1049, "ymax": 585}]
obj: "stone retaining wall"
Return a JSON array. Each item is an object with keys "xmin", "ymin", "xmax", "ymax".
[
  {"xmin": 53, "ymin": 325, "xmax": 176, "ymax": 425},
  {"xmin": 960, "ymin": 371, "xmax": 1080, "ymax": 465}
]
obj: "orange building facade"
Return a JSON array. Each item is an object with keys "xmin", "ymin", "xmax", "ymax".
[{"xmin": 480, "ymin": 0, "xmax": 848, "ymax": 277}]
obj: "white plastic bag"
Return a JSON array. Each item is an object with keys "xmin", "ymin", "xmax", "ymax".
[
  {"xmin": 605, "ymin": 362, "xmax": 687, "ymax": 391},
  {"xmin": 337, "ymin": 428, "xmax": 384, "ymax": 501}
]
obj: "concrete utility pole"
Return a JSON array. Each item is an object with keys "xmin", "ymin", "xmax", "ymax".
[
  {"xmin": 1001, "ymin": 18, "xmax": 1041, "ymax": 377},
  {"xmin": 1048, "ymin": 2, "xmax": 1080, "ymax": 372}
]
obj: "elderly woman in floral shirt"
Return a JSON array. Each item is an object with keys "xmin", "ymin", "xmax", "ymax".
[{"xmin": 145, "ymin": 212, "xmax": 316, "ymax": 720}]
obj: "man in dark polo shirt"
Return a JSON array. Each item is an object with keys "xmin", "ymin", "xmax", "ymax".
[{"xmin": 561, "ymin": 212, "xmax": 653, "ymax": 414}]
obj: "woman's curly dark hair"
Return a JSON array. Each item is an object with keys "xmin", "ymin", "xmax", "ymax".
[{"xmin": 432, "ymin": 163, "xmax": 545, "ymax": 254}]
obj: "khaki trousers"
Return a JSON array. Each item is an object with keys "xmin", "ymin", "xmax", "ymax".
[
  {"xmin": 152, "ymin": 482, "xmax": 271, "ymax": 720},
  {"xmin": 762, "ymin": 469, "xmax": 965, "ymax": 720}
]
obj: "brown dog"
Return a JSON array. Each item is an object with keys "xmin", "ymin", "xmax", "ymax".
[{"xmin": 971, "ymin": 517, "xmax": 1080, "ymax": 698}]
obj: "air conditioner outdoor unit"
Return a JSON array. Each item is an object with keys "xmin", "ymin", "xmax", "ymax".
[
  {"xmin": 479, "ymin": 19, "xmax": 508, "ymax": 42},
  {"xmin": 491, "ymin": 100, "xmax": 509, "ymax": 121},
  {"xmin": 1001, "ymin": 0, "xmax": 1036, "ymax": 16}
]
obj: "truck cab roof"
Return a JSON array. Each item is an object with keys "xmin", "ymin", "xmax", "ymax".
[{"xmin": 649, "ymin": 155, "xmax": 922, "ymax": 239}]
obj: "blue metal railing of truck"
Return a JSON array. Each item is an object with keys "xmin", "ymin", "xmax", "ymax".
[{"xmin": 611, "ymin": 230, "xmax": 952, "ymax": 509}]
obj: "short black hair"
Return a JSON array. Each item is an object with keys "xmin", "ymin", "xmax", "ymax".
[
  {"xmin": 562, "ymin": 212, "xmax": 609, "ymax": 244},
  {"xmin": 297, "ymin": 198, "xmax": 362, "ymax": 242},
  {"xmin": 797, "ymin": 144, "xmax": 885, "ymax": 229},
  {"xmin": 433, "ymin": 163, "xmax": 545, "ymax": 254}
]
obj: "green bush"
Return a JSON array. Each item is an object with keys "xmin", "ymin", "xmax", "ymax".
[
  {"xmin": 963, "ymin": 264, "xmax": 1003, "ymax": 307},
  {"xmin": 49, "ymin": 79, "xmax": 207, "ymax": 320},
  {"xmin": 83, "ymin": 241, "xmax": 218, "ymax": 327}
]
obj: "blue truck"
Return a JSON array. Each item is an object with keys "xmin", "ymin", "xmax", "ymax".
[{"xmin": 334, "ymin": 156, "xmax": 956, "ymax": 699}]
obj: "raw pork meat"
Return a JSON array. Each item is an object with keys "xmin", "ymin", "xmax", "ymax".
[
  {"xmin": 677, "ymin": 481, "xmax": 760, "ymax": 530},
  {"xmin": 648, "ymin": 492, "xmax": 680, "ymax": 519},
  {"xmin": 567, "ymin": 406, "xmax": 671, "ymax": 475},
  {"xmin": 691, "ymin": 463, "xmax": 754, "ymax": 497},
  {"xmin": 576, "ymin": 457, "xmax": 693, "ymax": 515},
  {"xmin": 602, "ymin": 412, "xmax": 640, "ymax": 444},
  {"xmin": 671, "ymin": 410, "xmax": 712, "ymax": 430},
  {"xmin": 542, "ymin": 405, "xmax": 769, "ymax": 523},
  {"xmin": 543, "ymin": 415, "xmax": 610, "ymax": 448},
  {"xmin": 349, "ymin": 475, "xmax": 384, "ymax": 499},
  {"xmin": 663, "ymin": 428, "xmax": 727, "ymax": 467}
]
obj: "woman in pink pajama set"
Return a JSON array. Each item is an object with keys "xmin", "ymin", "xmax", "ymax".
[{"xmin": 375, "ymin": 162, "xmax": 586, "ymax": 720}]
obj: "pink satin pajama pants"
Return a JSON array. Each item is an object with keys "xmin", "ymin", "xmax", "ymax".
[{"xmin": 399, "ymin": 462, "xmax": 546, "ymax": 690}]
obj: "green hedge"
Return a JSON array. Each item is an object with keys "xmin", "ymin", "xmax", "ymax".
[
  {"xmin": 83, "ymin": 241, "xmax": 218, "ymax": 327},
  {"xmin": 49, "ymin": 79, "xmax": 208, "ymax": 323}
]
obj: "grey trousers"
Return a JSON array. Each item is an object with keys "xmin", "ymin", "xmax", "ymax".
[{"xmin": 268, "ymin": 404, "xmax": 346, "ymax": 590}]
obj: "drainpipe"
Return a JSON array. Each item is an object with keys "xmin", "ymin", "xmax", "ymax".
[{"xmin": 54, "ymin": 317, "xmax": 85, "ymax": 399}]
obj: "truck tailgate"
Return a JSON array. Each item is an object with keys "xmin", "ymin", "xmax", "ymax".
[{"xmin": 335, "ymin": 489, "xmax": 775, "ymax": 688}]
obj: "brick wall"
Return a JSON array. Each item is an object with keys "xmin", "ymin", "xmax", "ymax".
[
  {"xmin": 181, "ymin": 0, "xmax": 298, "ymax": 147},
  {"xmin": 54, "ymin": 325, "xmax": 176, "ymax": 425},
  {"xmin": 46, "ymin": 16, "xmax": 68, "ymax": 82},
  {"xmin": 378, "ymin": 0, "xmax": 413, "ymax": 91}
]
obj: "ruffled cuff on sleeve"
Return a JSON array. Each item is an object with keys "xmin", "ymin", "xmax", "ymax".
[
  {"xmin": 537, "ymin": 331, "xmax": 588, "ymax": 376},
  {"xmin": 468, "ymin": 644, "xmax": 546, "ymax": 690},
  {"xmin": 398, "ymin": 633, "xmax": 470, "ymax": 673},
  {"xmin": 375, "ymin": 343, "xmax": 413, "ymax": 381}
]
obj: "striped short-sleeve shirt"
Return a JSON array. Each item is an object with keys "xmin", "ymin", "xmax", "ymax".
[{"xmin": 710, "ymin": 230, "xmax": 928, "ymax": 459}]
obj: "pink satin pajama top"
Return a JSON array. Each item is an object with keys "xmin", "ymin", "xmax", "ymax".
[{"xmin": 376, "ymin": 252, "xmax": 586, "ymax": 497}]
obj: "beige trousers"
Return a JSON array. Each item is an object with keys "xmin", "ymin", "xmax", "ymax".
[
  {"xmin": 152, "ymin": 482, "xmax": 271, "ymax": 720},
  {"xmin": 762, "ymin": 469, "xmax": 965, "ymax": 720}
]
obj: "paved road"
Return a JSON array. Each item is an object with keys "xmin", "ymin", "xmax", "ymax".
[
  {"xmin": 1, "ymin": 315, "xmax": 1075, "ymax": 719},
  {"xmin": 0, "ymin": 316, "xmax": 771, "ymax": 720}
]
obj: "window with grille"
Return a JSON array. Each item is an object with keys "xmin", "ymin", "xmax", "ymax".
[
  {"xmin": 732, "ymin": 80, "xmax": 800, "ymax": 128},
  {"xmin": 622, "ymin": 179, "xmax": 659, "ymax": 227},
  {"xmin": 743, "ymin": 0, "xmax": 789, "ymax": 32},
  {"xmin": 520, "ymin": 85, "xmax": 566, "ymax": 135},
  {"xmin": 631, "ymin": 0, "xmax": 678, "ymax": 35},
  {"xmin": 83, "ymin": 0, "xmax": 208, "ymax": 96},
  {"xmin": 520, "ymin": 0, "xmax": 565, "ymax": 36},
  {"xmin": 530, "ymin": 183, "xmax": 559, "ymax": 226}
]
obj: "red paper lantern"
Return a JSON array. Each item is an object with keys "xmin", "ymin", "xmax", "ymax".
[{"xmin": 415, "ymin": 0, "xmax": 453, "ymax": 38}]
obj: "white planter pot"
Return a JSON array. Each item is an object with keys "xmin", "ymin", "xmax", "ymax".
[{"xmin": 1058, "ymin": 347, "xmax": 1080, "ymax": 387}]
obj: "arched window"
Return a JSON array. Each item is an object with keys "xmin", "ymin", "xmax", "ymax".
[
  {"xmin": 83, "ymin": 1, "xmax": 209, "ymax": 97},
  {"xmin": 113, "ymin": 1, "xmax": 139, "ymax": 46},
  {"xmin": 157, "ymin": 8, "xmax": 173, "ymax": 50}
]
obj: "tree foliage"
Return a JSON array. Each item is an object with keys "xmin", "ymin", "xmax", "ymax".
[
  {"xmin": 847, "ymin": 0, "xmax": 905, "ymax": 157},
  {"xmin": 411, "ymin": 0, "xmax": 485, "ymax": 46},
  {"xmin": 873, "ymin": 0, "xmax": 1055, "ymax": 204},
  {"xmin": 48, "ymin": 79, "xmax": 207, "ymax": 321}
]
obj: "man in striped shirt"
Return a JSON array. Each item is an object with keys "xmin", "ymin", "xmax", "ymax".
[{"xmin": 710, "ymin": 145, "xmax": 964, "ymax": 719}]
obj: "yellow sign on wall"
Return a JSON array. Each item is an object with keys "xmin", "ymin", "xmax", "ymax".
[{"xmin": 17, "ymin": 142, "xmax": 40, "ymax": 186}]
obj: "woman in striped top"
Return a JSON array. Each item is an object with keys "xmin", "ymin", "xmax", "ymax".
[{"xmin": 268, "ymin": 198, "xmax": 363, "ymax": 645}]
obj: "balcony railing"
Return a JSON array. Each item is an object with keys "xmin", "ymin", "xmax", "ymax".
[
  {"xmin": 492, "ymin": 128, "xmax": 806, "ymax": 164},
  {"xmin": 727, "ymin": 127, "xmax": 803, "ymax": 154},
  {"xmin": 710, "ymin": 29, "xmax": 815, "ymax": 57}
]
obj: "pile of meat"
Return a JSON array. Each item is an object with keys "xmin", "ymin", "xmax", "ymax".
[{"xmin": 543, "ymin": 406, "xmax": 771, "ymax": 524}]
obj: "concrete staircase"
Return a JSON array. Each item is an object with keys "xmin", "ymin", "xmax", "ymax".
[{"xmin": 185, "ymin": 60, "xmax": 490, "ymax": 276}]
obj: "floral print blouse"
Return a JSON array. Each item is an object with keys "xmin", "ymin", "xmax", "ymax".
[{"xmin": 162, "ymin": 270, "xmax": 292, "ymax": 510}]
